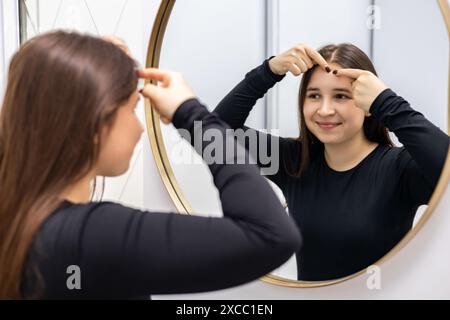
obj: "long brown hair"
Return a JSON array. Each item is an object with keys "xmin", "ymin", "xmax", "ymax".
[
  {"xmin": 0, "ymin": 31, "xmax": 138, "ymax": 299},
  {"xmin": 287, "ymin": 43, "xmax": 393, "ymax": 177}
]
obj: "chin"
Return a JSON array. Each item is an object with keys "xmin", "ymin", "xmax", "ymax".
[
  {"xmin": 117, "ymin": 163, "xmax": 131, "ymax": 176},
  {"xmin": 100, "ymin": 163, "xmax": 130, "ymax": 177},
  {"xmin": 313, "ymin": 133, "xmax": 344, "ymax": 145},
  {"xmin": 308, "ymin": 130, "xmax": 333, "ymax": 143},
  {"xmin": 317, "ymin": 137, "xmax": 339, "ymax": 144}
]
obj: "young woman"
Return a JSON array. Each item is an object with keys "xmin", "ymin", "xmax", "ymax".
[
  {"xmin": 214, "ymin": 43, "xmax": 450, "ymax": 281},
  {"xmin": 0, "ymin": 31, "xmax": 302, "ymax": 299}
]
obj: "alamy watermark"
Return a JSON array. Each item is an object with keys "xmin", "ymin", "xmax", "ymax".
[
  {"xmin": 366, "ymin": 265, "xmax": 382, "ymax": 290},
  {"xmin": 66, "ymin": 265, "xmax": 81, "ymax": 290},
  {"xmin": 168, "ymin": 121, "xmax": 280, "ymax": 176},
  {"xmin": 367, "ymin": 5, "xmax": 382, "ymax": 30}
]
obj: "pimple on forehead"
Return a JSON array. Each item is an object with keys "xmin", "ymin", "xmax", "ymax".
[{"xmin": 308, "ymin": 68, "xmax": 352, "ymax": 91}]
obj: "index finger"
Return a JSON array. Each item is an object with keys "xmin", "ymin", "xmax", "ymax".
[
  {"xmin": 333, "ymin": 68, "xmax": 367, "ymax": 79},
  {"xmin": 304, "ymin": 46, "xmax": 329, "ymax": 71}
]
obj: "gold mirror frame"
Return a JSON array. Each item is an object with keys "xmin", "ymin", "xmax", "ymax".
[{"xmin": 144, "ymin": 0, "xmax": 450, "ymax": 288}]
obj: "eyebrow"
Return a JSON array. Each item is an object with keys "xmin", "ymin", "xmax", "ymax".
[{"xmin": 307, "ymin": 87, "xmax": 352, "ymax": 93}]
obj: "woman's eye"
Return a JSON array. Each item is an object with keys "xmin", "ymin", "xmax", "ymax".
[
  {"xmin": 335, "ymin": 94, "xmax": 350, "ymax": 100},
  {"xmin": 307, "ymin": 94, "xmax": 320, "ymax": 100}
]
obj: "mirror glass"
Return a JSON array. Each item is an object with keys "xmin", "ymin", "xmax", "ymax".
[{"xmin": 159, "ymin": 0, "xmax": 450, "ymax": 282}]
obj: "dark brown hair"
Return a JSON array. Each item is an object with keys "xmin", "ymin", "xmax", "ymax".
[
  {"xmin": 0, "ymin": 30, "xmax": 138, "ymax": 299},
  {"xmin": 287, "ymin": 43, "xmax": 393, "ymax": 177}
]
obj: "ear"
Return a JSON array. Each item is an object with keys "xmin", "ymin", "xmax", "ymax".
[
  {"xmin": 365, "ymin": 112, "xmax": 372, "ymax": 117},
  {"xmin": 93, "ymin": 134, "xmax": 99, "ymax": 145}
]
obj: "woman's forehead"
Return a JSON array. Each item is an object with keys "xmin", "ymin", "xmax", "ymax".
[{"xmin": 307, "ymin": 68, "xmax": 353, "ymax": 91}]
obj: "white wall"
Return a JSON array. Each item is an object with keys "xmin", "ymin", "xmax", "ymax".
[
  {"xmin": 373, "ymin": 0, "xmax": 448, "ymax": 132},
  {"xmin": 0, "ymin": 0, "xmax": 161, "ymax": 211},
  {"xmin": 0, "ymin": 0, "xmax": 20, "ymax": 97},
  {"xmin": 0, "ymin": 1, "xmax": 7, "ymax": 95}
]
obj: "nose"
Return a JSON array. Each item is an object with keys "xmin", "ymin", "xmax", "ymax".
[{"xmin": 317, "ymin": 98, "xmax": 336, "ymax": 117}]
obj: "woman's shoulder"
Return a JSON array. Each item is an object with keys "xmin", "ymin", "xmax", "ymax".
[
  {"xmin": 371, "ymin": 144, "xmax": 417, "ymax": 171},
  {"xmin": 49, "ymin": 200, "xmax": 129, "ymax": 219},
  {"xmin": 29, "ymin": 201, "xmax": 146, "ymax": 268},
  {"xmin": 37, "ymin": 201, "xmax": 142, "ymax": 243},
  {"xmin": 377, "ymin": 144, "xmax": 409, "ymax": 160},
  {"xmin": 23, "ymin": 201, "xmax": 147, "ymax": 299}
]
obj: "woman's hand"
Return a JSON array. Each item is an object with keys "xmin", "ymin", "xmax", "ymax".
[
  {"xmin": 269, "ymin": 44, "xmax": 330, "ymax": 76},
  {"xmin": 334, "ymin": 69, "xmax": 388, "ymax": 113},
  {"xmin": 138, "ymin": 69, "xmax": 196, "ymax": 124}
]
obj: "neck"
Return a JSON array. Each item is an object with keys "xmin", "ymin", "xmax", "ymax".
[
  {"xmin": 324, "ymin": 131, "xmax": 378, "ymax": 172},
  {"xmin": 61, "ymin": 172, "xmax": 96, "ymax": 204}
]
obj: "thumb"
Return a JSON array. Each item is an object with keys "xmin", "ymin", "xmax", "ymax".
[
  {"xmin": 334, "ymin": 68, "xmax": 367, "ymax": 79},
  {"xmin": 140, "ymin": 83, "xmax": 162, "ymax": 101},
  {"xmin": 140, "ymin": 84, "xmax": 166, "ymax": 114}
]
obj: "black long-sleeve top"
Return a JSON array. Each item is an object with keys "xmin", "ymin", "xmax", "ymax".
[
  {"xmin": 21, "ymin": 99, "xmax": 302, "ymax": 299},
  {"xmin": 214, "ymin": 59, "xmax": 450, "ymax": 281}
]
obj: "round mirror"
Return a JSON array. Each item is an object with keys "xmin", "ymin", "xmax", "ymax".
[{"xmin": 145, "ymin": 0, "xmax": 450, "ymax": 287}]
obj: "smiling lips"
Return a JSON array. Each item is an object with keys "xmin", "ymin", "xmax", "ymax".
[{"xmin": 316, "ymin": 121, "xmax": 342, "ymax": 130}]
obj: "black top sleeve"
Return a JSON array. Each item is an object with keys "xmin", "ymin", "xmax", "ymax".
[
  {"xmin": 369, "ymin": 89, "xmax": 450, "ymax": 205},
  {"xmin": 26, "ymin": 99, "xmax": 302, "ymax": 299},
  {"xmin": 213, "ymin": 58, "xmax": 297, "ymax": 188},
  {"xmin": 214, "ymin": 58, "xmax": 285, "ymax": 128}
]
